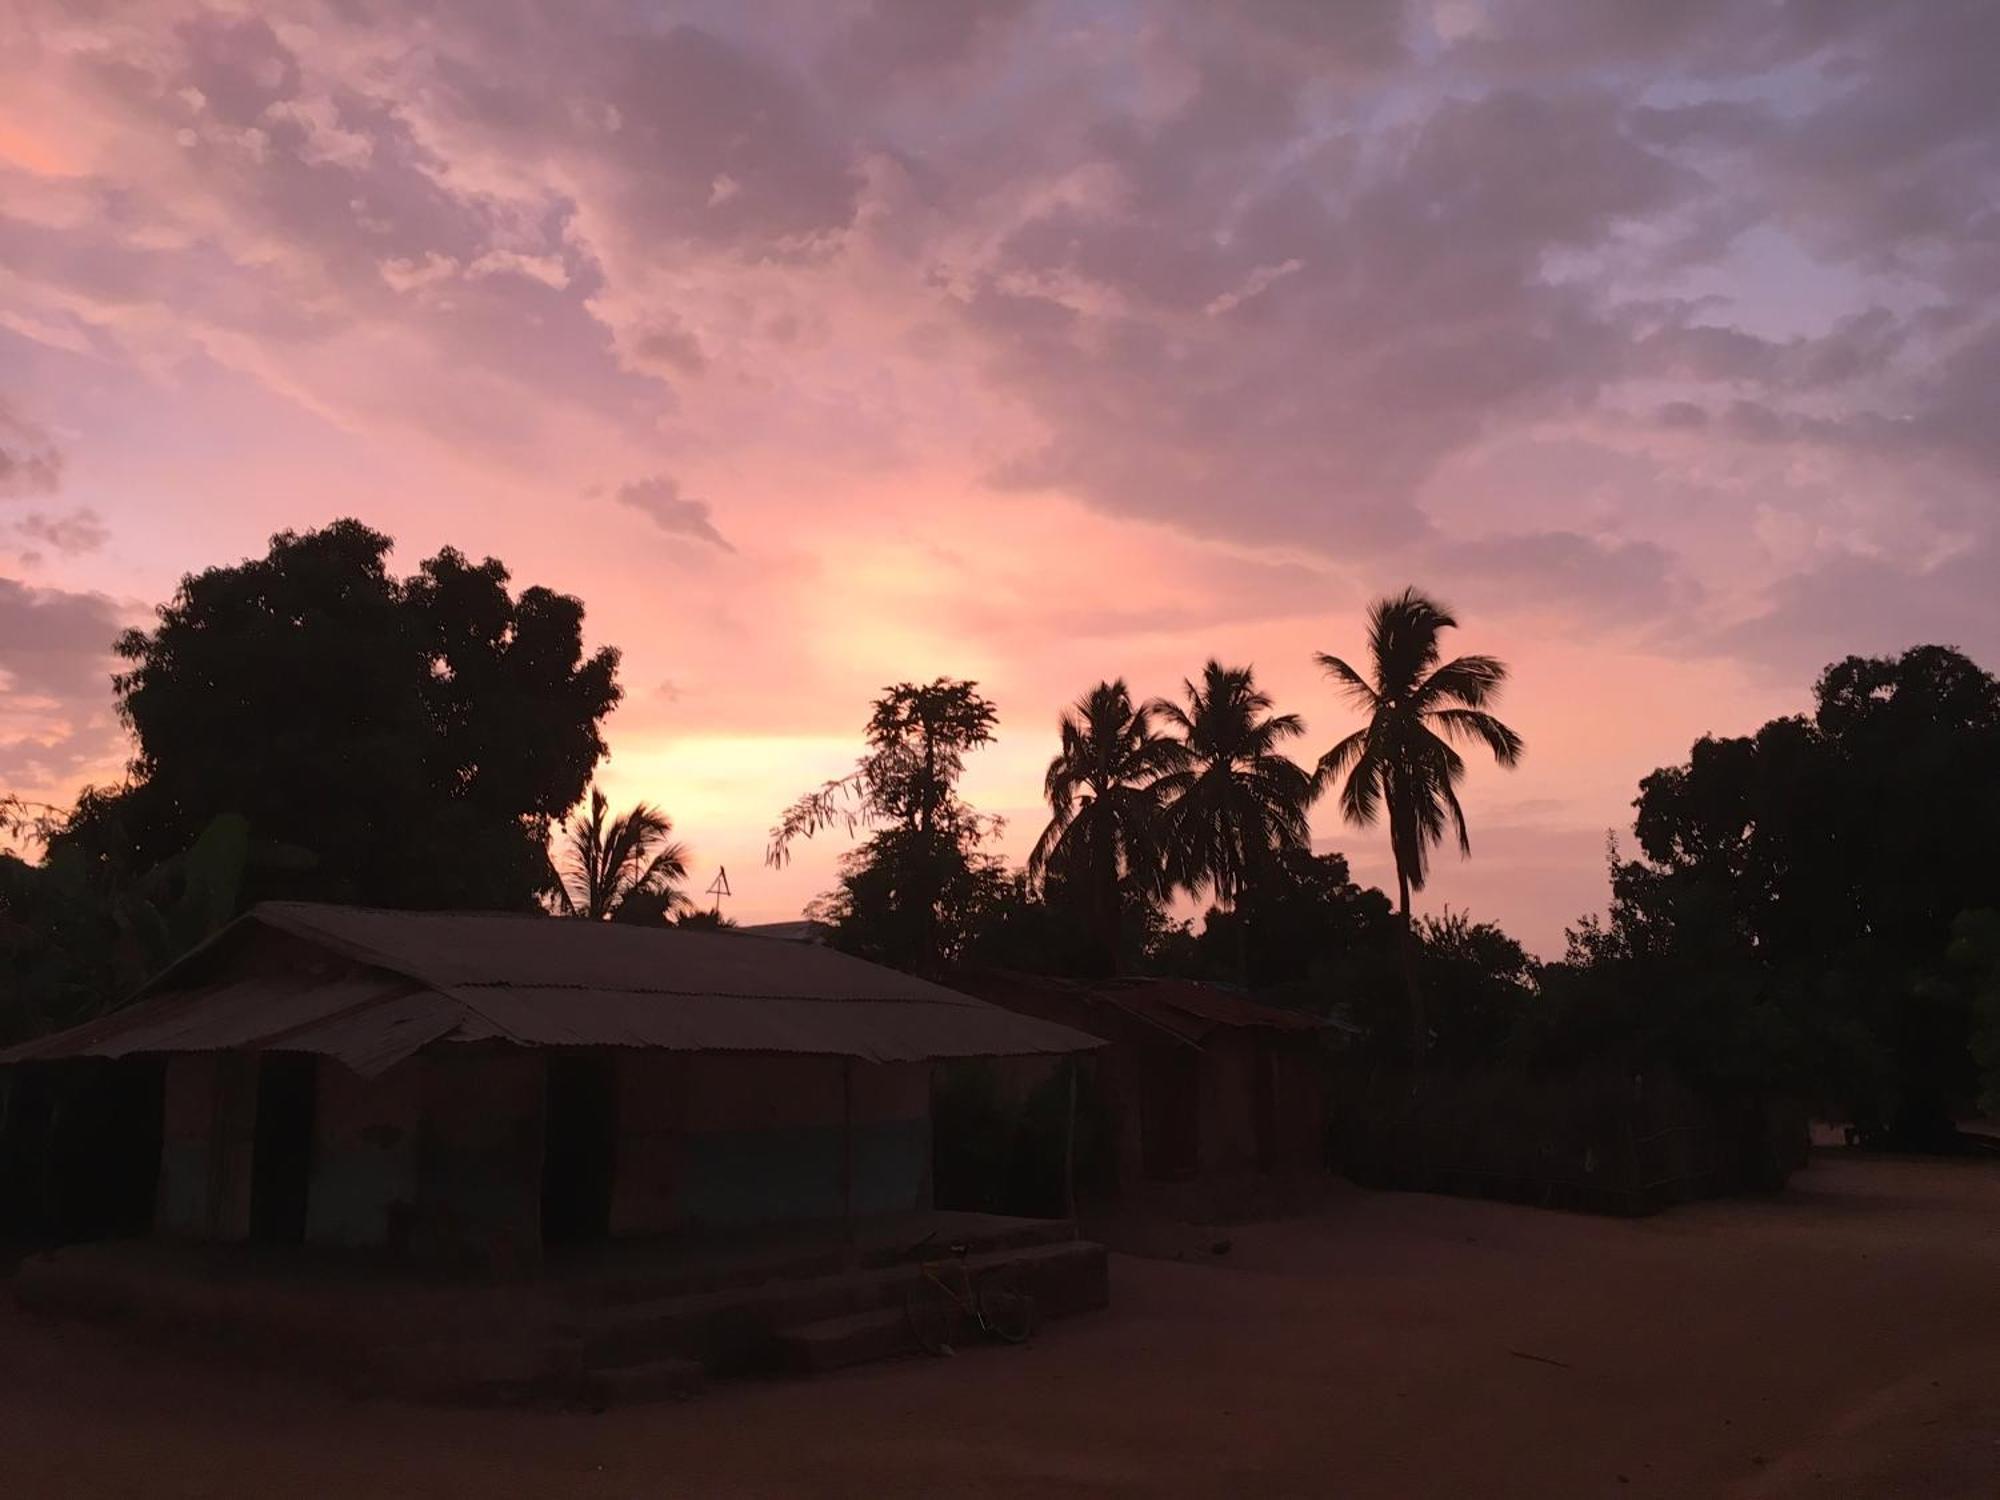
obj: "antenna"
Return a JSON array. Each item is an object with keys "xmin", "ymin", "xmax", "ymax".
[{"xmin": 705, "ymin": 865, "xmax": 732, "ymax": 915}]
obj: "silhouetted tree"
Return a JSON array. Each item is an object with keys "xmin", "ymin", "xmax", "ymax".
[
  {"xmin": 1947, "ymin": 910, "xmax": 2000, "ymax": 1116},
  {"xmin": 1414, "ymin": 909, "xmax": 1533, "ymax": 1066},
  {"xmin": 1315, "ymin": 588, "xmax": 1522, "ymax": 1059},
  {"xmin": 1559, "ymin": 644, "xmax": 2000, "ymax": 1145},
  {"xmin": 91, "ymin": 520, "xmax": 620, "ymax": 911},
  {"xmin": 1028, "ymin": 680, "xmax": 1176, "ymax": 974},
  {"xmin": 1151, "ymin": 662, "xmax": 1314, "ymax": 920},
  {"xmin": 1, "ymin": 805, "xmax": 277, "ymax": 1043},
  {"xmin": 673, "ymin": 907, "xmax": 739, "ymax": 931},
  {"xmin": 808, "ymin": 825, "xmax": 1008, "ymax": 972},
  {"xmin": 1158, "ymin": 846, "xmax": 1398, "ymax": 995},
  {"xmin": 773, "ymin": 679, "xmax": 1000, "ymax": 971},
  {"xmin": 549, "ymin": 787, "xmax": 690, "ymax": 922}
]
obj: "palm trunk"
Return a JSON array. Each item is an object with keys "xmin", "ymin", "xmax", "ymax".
[
  {"xmin": 1397, "ymin": 866, "xmax": 1425, "ymax": 1064},
  {"xmin": 1225, "ymin": 873, "xmax": 1249, "ymax": 985},
  {"xmin": 1098, "ymin": 847, "xmax": 1121, "ymax": 978}
]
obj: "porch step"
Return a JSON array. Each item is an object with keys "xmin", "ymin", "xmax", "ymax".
[
  {"xmin": 580, "ymin": 1238, "xmax": 1111, "ymax": 1378},
  {"xmin": 585, "ymin": 1356, "xmax": 707, "ymax": 1407},
  {"xmin": 776, "ymin": 1307, "xmax": 917, "ymax": 1373},
  {"xmin": 573, "ymin": 1214, "xmax": 1079, "ymax": 1308}
]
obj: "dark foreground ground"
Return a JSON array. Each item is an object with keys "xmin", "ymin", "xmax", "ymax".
[{"xmin": 3, "ymin": 1153, "xmax": 1996, "ymax": 1498}]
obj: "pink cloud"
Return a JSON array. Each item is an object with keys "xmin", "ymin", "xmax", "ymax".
[{"xmin": 2, "ymin": 1, "xmax": 1997, "ymax": 951}]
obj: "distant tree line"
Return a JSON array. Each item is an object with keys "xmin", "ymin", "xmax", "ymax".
[
  {"xmin": 771, "ymin": 588, "xmax": 1528, "ymax": 1069},
  {"xmin": 777, "ymin": 634, "xmax": 2000, "ymax": 1149},
  {"xmin": 5, "ymin": 519, "xmax": 1998, "ymax": 1153}
]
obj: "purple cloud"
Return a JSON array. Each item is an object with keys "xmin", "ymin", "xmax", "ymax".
[
  {"xmin": 614, "ymin": 475, "xmax": 735, "ymax": 552},
  {"xmin": 0, "ymin": 399, "xmax": 63, "ymax": 497},
  {"xmin": 0, "ymin": 575, "xmax": 126, "ymax": 783}
]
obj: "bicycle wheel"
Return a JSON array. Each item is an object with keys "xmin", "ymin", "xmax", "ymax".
[
  {"xmin": 977, "ymin": 1268, "xmax": 1038, "ymax": 1345},
  {"xmin": 904, "ymin": 1276, "xmax": 961, "ymax": 1356}
]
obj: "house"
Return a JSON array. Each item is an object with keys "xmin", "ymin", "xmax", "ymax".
[
  {"xmin": 954, "ymin": 974, "xmax": 1329, "ymax": 1191},
  {"xmin": 0, "ymin": 903, "xmax": 1100, "ymax": 1269}
]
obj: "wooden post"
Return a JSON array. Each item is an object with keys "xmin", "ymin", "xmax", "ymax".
[
  {"xmin": 840, "ymin": 1057, "xmax": 856, "ymax": 1264},
  {"xmin": 1062, "ymin": 1059, "xmax": 1079, "ymax": 1229}
]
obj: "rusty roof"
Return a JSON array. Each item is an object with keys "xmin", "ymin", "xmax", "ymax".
[
  {"xmin": 0, "ymin": 903, "xmax": 1101, "ymax": 1076},
  {"xmin": 956, "ymin": 972, "xmax": 1325, "ymax": 1047}
]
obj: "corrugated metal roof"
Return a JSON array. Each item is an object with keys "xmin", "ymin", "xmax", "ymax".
[
  {"xmin": 1093, "ymin": 978, "xmax": 1324, "ymax": 1041},
  {"xmin": 957, "ymin": 972, "xmax": 1325, "ymax": 1046},
  {"xmin": 0, "ymin": 903, "xmax": 1101, "ymax": 1075}
]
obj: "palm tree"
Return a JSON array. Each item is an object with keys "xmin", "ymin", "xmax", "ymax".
[
  {"xmin": 1029, "ymin": 680, "xmax": 1179, "ymax": 973},
  {"xmin": 1314, "ymin": 588, "xmax": 1524, "ymax": 1059},
  {"xmin": 550, "ymin": 787, "xmax": 691, "ymax": 922},
  {"xmin": 1151, "ymin": 661, "xmax": 1315, "ymax": 921}
]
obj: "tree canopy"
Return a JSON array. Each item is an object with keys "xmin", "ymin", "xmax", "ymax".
[
  {"xmin": 1151, "ymin": 661, "xmax": 1314, "ymax": 910},
  {"xmin": 1548, "ymin": 644, "xmax": 2000, "ymax": 1144},
  {"xmin": 1029, "ymin": 679, "xmax": 1176, "ymax": 975},
  {"xmin": 76, "ymin": 519, "xmax": 621, "ymax": 911},
  {"xmin": 549, "ymin": 787, "xmax": 690, "ymax": 922},
  {"xmin": 779, "ymin": 679, "xmax": 1003, "ymax": 972}
]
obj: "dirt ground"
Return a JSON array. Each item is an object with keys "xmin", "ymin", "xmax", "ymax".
[{"xmin": 3, "ymin": 1153, "xmax": 1997, "ymax": 1499}]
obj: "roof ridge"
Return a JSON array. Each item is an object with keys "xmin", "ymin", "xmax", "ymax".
[
  {"xmin": 446, "ymin": 981, "xmax": 975, "ymax": 1005},
  {"xmin": 251, "ymin": 904, "xmax": 530, "ymax": 1045},
  {"xmin": 255, "ymin": 900, "xmax": 552, "ymax": 923}
]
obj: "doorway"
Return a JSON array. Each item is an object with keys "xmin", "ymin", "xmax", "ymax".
[
  {"xmin": 43, "ymin": 1058, "xmax": 166, "ymax": 1242},
  {"xmin": 250, "ymin": 1054, "xmax": 318, "ymax": 1244},
  {"xmin": 541, "ymin": 1055, "xmax": 616, "ymax": 1246},
  {"xmin": 1139, "ymin": 1047, "xmax": 1200, "ymax": 1180}
]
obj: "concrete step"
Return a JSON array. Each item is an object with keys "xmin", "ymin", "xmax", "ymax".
[
  {"xmin": 572, "ymin": 1216, "xmax": 1078, "ymax": 1308},
  {"xmin": 776, "ymin": 1307, "xmax": 917, "ymax": 1374},
  {"xmin": 585, "ymin": 1356, "xmax": 707, "ymax": 1407},
  {"xmin": 581, "ymin": 1238, "xmax": 1111, "ymax": 1375}
]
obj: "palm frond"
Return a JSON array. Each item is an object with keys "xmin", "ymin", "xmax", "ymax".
[
  {"xmin": 1414, "ymin": 654, "xmax": 1510, "ymax": 711},
  {"xmin": 632, "ymin": 840, "xmax": 690, "ymax": 895},
  {"xmin": 1313, "ymin": 653, "xmax": 1380, "ymax": 710},
  {"xmin": 1315, "ymin": 726, "xmax": 1370, "ymax": 791},
  {"xmin": 1428, "ymin": 707, "xmax": 1525, "ymax": 766}
]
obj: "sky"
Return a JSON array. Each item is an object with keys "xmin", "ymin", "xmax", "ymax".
[{"xmin": 3, "ymin": 1, "xmax": 1998, "ymax": 955}]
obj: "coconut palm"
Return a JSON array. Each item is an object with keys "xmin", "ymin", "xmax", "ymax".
[
  {"xmin": 1150, "ymin": 661, "xmax": 1315, "ymax": 916},
  {"xmin": 550, "ymin": 787, "xmax": 691, "ymax": 922},
  {"xmin": 1029, "ymin": 680, "xmax": 1179, "ymax": 972},
  {"xmin": 1314, "ymin": 587, "xmax": 1524, "ymax": 1058}
]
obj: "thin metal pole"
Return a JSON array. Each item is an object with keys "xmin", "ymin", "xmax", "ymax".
[
  {"xmin": 1062, "ymin": 1059, "xmax": 1078, "ymax": 1228},
  {"xmin": 840, "ymin": 1057, "xmax": 856, "ymax": 1263}
]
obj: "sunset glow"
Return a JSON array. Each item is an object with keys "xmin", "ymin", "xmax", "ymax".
[{"xmin": 5, "ymin": 2, "xmax": 1997, "ymax": 952}]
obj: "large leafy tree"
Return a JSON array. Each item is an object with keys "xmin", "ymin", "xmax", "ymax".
[
  {"xmin": 1565, "ymin": 644, "xmax": 2000, "ymax": 1144},
  {"xmin": 549, "ymin": 787, "xmax": 690, "ymax": 922},
  {"xmin": 1315, "ymin": 588, "xmax": 1523, "ymax": 1058},
  {"xmin": 1028, "ymin": 680, "xmax": 1176, "ymax": 974},
  {"xmin": 91, "ymin": 519, "xmax": 621, "ymax": 911},
  {"xmin": 1151, "ymin": 661, "xmax": 1314, "ymax": 918},
  {"xmin": 771, "ymin": 678, "xmax": 1000, "ymax": 971}
]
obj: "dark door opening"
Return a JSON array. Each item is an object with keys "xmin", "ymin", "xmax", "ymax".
[
  {"xmin": 1139, "ymin": 1046, "xmax": 1200, "ymax": 1180},
  {"xmin": 44, "ymin": 1058, "xmax": 165, "ymax": 1242},
  {"xmin": 250, "ymin": 1054, "xmax": 318, "ymax": 1244},
  {"xmin": 541, "ymin": 1055, "xmax": 616, "ymax": 1247},
  {"xmin": 1254, "ymin": 1049, "xmax": 1279, "ymax": 1170}
]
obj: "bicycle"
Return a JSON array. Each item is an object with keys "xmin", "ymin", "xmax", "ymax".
[{"xmin": 902, "ymin": 1238, "xmax": 1039, "ymax": 1355}]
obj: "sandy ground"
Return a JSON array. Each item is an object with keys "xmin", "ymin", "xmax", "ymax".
[{"xmin": 3, "ymin": 1153, "xmax": 1997, "ymax": 1499}]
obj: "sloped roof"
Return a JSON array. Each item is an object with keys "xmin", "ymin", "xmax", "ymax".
[
  {"xmin": 0, "ymin": 903, "xmax": 1101, "ymax": 1077},
  {"xmin": 1093, "ymin": 978, "xmax": 1325, "ymax": 1042},
  {"xmin": 956, "ymin": 972, "xmax": 1325, "ymax": 1047}
]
